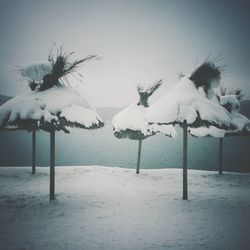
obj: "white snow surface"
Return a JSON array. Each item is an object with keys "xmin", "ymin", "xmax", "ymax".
[
  {"xmin": 146, "ymin": 77, "xmax": 233, "ymax": 128},
  {"xmin": 0, "ymin": 86, "xmax": 103, "ymax": 129},
  {"xmin": 20, "ymin": 62, "xmax": 53, "ymax": 81},
  {"xmin": 112, "ymin": 102, "xmax": 176, "ymax": 138},
  {"xmin": 0, "ymin": 166, "xmax": 250, "ymax": 250}
]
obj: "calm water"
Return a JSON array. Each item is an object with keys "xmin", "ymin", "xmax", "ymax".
[{"xmin": 0, "ymin": 122, "xmax": 249, "ymax": 172}]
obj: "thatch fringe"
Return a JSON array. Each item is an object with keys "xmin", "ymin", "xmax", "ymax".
[
  {"xmin": 184, "ymin": 111, "xmax": 236, "ymax": 130},
  {"xmin": 113, "ymin": 129, "xmax": 152, "ymax": 140},
  {"xmin": 137, "ymin": 79, "xmax": 163, "ymax": 107},
  {"xmin": 150, "ymin": 111, "xmax": 236, "ymax": 131},
  {"xmin": 39, "ymin": 47, "xmax": 98, "ymax": 91},
  {"xmin": 5, "ymin": 116, "xmax": 104, "ymax": 133}
]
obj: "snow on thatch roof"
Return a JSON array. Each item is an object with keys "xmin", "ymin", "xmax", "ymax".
[
  {"xmin": 146, "ymin": 76, "xmax": 234, "ymax": 130},
  {"xmin": 18, "ymin": 47, "xmax": 98, "ymax": 92},
  {"xmin": 189, "ymin": 110, "xmax": 250, "ymax": 138},
  {"xmin": 112, "ymin": 80, "xmax": 176, "ymax": 140},
  {"xmin": 189, "ymin": 87, "xmax": 250, "ymax": 137},
  {"xmin": 112, "ymin": 103, "xmax": 176, "ymax": 140},
  {"xmin": 0, "ymin": 86, "xmax": 104, "ymax": 133},
  {"xmin": 1, "ymin": 48, "xmax": 103, "ymax": 133},
  {"xmin": 189, "ymin": 126, "xmax": 226, "ymax": 138}
]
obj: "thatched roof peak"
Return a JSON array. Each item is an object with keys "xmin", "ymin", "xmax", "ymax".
[
  {"xmin": 189, "ymin": 58, "xmax": 224, "ymax": 96},
  {"xmin": 19, "ymin": 46, "xmax": 98, "ymax": 92},
  {"xmin": 137, "ymin": 79, "xmax": 163, "ymax": 107}
]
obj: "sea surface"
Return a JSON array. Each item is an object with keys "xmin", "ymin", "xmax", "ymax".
[{"xmin": 0, "ymin": 122, "xmax": 249, "ymax": 172}]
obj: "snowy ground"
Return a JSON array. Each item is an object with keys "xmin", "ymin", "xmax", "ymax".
[{"xmin": 0, "ymin": 166, "xmax": 250, "ymax": 250}]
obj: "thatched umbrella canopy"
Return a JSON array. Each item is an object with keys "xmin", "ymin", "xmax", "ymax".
[
  {"xmin": 146, "ymin": 59, "xmax": 236, "ymax": 200},
  {"xmin": 112, "ymin": 80, "xmax": 176, "ymax": 174},
  {"xmin": 0, "ymin": 48, "xmax": 104, "ymax": 200},
  {"xmin": 189, "ymin": 87, "xmax": 250, "ymax": 137},
  {"xmin": 0, "ymin": 85, "xmax": 104, "ymax": 132},
  {"xmin": 189, "ymin": 87, "xmax": 250, "ymax": 174}
]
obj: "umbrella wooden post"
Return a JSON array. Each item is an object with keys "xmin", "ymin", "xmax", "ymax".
[
  {"xmin": 219, "ymin": 138, "xmax": 223, "ymax": 175},
  {"xmin": 50, "ymin": 129, "xmax": 55, "ymax": 201},
  {"xmin": 136, "ymin": 139, "xmax": 142, "ymax": 174},
  {"xmin": 183, "ymin": 121, "xmax": 188, "ymax": 200},
  {"xmin": 32, "ymin": 129, "xmax": 36, "ymax": 175}
]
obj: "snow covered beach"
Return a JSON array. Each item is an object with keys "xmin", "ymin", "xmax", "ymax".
[
  {"xmin": 0, "ymin": 166, "xmax": 250, "ymax": 250},
  {"xmin": 1, "ymin": 0, "xmax": 250, "ymax": 248}
]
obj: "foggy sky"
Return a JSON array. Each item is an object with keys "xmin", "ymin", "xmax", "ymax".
[{"xmin": 0, "ymin": 0, "xmax": 249, "ymax": 107}]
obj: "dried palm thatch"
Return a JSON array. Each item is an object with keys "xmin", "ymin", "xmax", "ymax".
[
  {"xmin": 137, "ymin": 79, "xmax": 163, "ymax": 107},
  {"xmin": 40, "ymin": 48, "xmax": 98, "ymax": 91},
  {"xmin": 113, "ymin": 128, "xmax": 149, "ymax": 140},
  {"xmin": 18, "ymin": 46, "xmax": 98, "ymax": 92},
  {"xmin": 189, "ymin": 57, "xmax": 224, "ymax": 95},
  {"xmin": 178, "ymin": 112, "xmax": 235, "ymax": 130},
  {"xmin": 6, "ymin": 116, "xmax": 104, "ymax": 134}
]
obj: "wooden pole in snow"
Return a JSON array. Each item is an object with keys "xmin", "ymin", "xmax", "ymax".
[
  {"xmin": 50, "ymin": 129, "xmax": 55, "ymax": 201},
  {"xmin": 219, "ymin": 138, "xmax": 223, "ymax": 175},
  {"xmin": 136, "ymin": 139, "xmax": 142, "ymax": 174},
  {"xmin": 183, "ymin": 121, "xmax": 188, "ymax": 200},
  {"xmin": 32, "ymin": 129, "xmax": 36, "ymax": 175}
]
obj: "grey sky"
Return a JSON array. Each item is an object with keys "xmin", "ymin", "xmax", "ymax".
[{"xmin": 0, "ymin": 0, "xmax": 249, "ymax": 107}]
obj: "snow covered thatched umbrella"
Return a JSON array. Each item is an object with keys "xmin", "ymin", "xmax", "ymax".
[
  {"xmin": 146, "ymin": 60, "xmax": 235, "ymax": 200},
  {"xmin": 219, "ymin": 88, "xmax": 250, "ymax": 174},
  {"xmin": 190, "ymin": 87, "xmax": 250, "ymax": 174},
  {"xmin": 0, "ymin": 48, "xmax": 104, "ymax": 200},
  {"xmin": 112, "ymin": 80, "xmax": 176, "ymax": 174}
]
